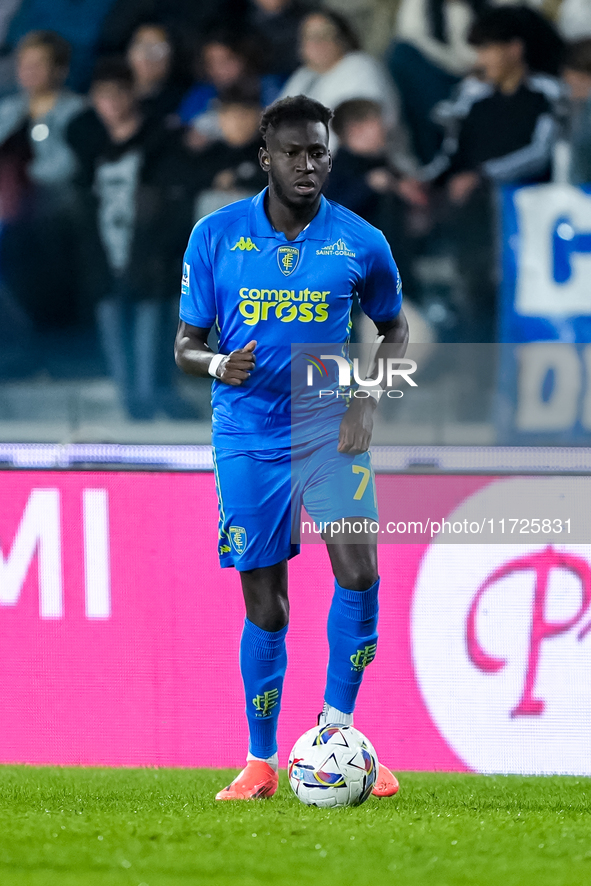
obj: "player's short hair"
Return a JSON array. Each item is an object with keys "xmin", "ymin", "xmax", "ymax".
[
  {"xmin": 91, "ymin": 57, "xmax": 134, "ymax": 89},
  {"xmin": 260, "ymin": 95, "xmax": 333, "ymax": 143},
  {"xmin": 564, "ymin": 39, "xmax": 591, "ymax": 76},
  {"xmin": 331, "ymin": 99, "xmax": 382, "ymax": 140},
  {"xmin": 17, "ymin": 30, "xmax": 71, "ymax": 69}
]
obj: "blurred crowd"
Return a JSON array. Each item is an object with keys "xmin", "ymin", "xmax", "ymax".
[{"xmin": 0, "ymin": 0, "xmax": 590, "ymax": 419}]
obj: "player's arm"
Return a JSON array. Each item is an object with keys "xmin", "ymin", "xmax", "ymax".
[
  {"xmin": 174, "ymin": 321, "xmax": 256, "ymax": 386},
  {"xmin": 374, "ymin": 308, "xmax": 409, "ymax": 362},
  {"xmin": 337, "ymin": 308, "xmax": 408, "ymax": 454}
]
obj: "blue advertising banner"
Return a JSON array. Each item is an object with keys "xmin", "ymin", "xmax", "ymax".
[
  {"xmin": 497, "ymin": 184, "xmax": 591, "ymax": 444},
  {"xmin": 500, "ymin": 183, "xmax": 591, "ymax": 343}
]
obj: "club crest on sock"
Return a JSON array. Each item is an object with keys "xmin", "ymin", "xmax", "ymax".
[
  {"xmin": 252, "ymin": 688, "xmax": 280, "ymax": 718},
  {"xmin": 350, "ymin": 642, "xmax": 378, "ymax": 672}
]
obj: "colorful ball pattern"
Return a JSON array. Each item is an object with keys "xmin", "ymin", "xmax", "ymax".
[{"xmin": 288, "ymin": 724, "xmax": 378, "ymax": 807}]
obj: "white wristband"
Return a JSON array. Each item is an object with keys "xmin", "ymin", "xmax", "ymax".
[{"xmin": 208, "ymin": 353, "xmax": 226, "ymax": 378}]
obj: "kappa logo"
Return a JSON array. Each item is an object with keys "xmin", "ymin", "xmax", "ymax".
[
  {"xmin": 277, "ymin": 245, "xmax": 300, "ymax": 276},
  {"xmin": 231, "ymin": 237, "xmax": 260, "ymax": 252},
  {"xmin": 316, "ymin": 238, "xmax": 355, "ymax": 257},
  {"xmin": 229, "ymin": 525, "xmax": 247, "ymax": 554}
]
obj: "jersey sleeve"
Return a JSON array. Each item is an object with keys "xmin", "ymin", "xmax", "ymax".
[
  {"xmin": 179, "ymin": 220, "xmax": 217, "ymax": 328},
  {"xmin": 357, "ymin": 229, "xmax": 402, "ymax": 322}
]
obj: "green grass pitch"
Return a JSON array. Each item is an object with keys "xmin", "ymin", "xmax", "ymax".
[{"xmin": 0, "ymin": 766, "xmax": 590, "ymax": 886}]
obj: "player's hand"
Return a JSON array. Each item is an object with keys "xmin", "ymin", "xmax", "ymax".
[
  {"xmin": 337, "ymin": 396, "xmax": 376, "ymax": 454},
  {"xmin": 217, "ymin": 340, "xmax": 257, "ymax": 386}
]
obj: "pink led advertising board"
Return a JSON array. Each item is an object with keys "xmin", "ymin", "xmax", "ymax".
[{"xmin": 0, "ymin": 471, "xmax": 590, "ymax": 775}]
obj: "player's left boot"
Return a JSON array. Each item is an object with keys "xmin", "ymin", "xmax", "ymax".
[
  {"xmin": 372, "ymin": 763, "xmax": 399, "ymax": 797},
  {"xmin": 215, "ymin": 761, "xmax": 278, "ymax": 800}
]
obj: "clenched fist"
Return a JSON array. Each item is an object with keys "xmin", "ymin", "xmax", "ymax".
[{"xmin": 216, "ymin": 340, "xmax": 257, "ymax": 386}]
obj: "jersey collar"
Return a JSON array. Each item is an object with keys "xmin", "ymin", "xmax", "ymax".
[{"xmin": 249, "ymin": 187, "xmax": 332, "ymax": 242}]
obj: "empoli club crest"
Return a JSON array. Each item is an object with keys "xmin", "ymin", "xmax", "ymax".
[
  {"xmin": 277, "ymin": 245, "xmax": 299, "ymax": 276},
  {"xmin": 229, "ymin": 525, "xmax": 248, "ymax": 554}
]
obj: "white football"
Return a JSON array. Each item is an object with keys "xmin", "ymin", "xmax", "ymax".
[{"xmin": 288, "ymin": 724, "xmax": 378, "ymax": 807}]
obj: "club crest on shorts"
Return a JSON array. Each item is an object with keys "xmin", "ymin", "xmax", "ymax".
[
  {"xmin": 229, "ymin": 525, "xmax": 247, "ymax": 554},
  {"xmin": 277, "ymin": 245, "xmax": 299, "ymax": 276}
]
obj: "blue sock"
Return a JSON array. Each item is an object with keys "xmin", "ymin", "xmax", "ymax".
[
  {"xmin": 324, "ymin": 578, "xmax": 379, "ymax": 715},
  {"xmin": 240, "ymin": 618, "xmax": 288, "ymax": 759}
]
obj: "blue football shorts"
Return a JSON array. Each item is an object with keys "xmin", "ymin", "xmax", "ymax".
[{"xmin": 212, "ymin": 437, "xmax": 379, "ymax": 571}]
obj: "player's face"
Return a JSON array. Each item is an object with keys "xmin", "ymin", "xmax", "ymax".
[{"xmin": 261, "ymin": 120, "xmax": 331, "ymax": 209}]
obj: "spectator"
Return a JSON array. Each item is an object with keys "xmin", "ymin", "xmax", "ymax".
[
  {"xmin": 126, "ymin": 22, "xmax": 186, "ymax": 122},
  {"xmin": 326, "ymin": 98, "xmax": 426, "ymax": 297},
  {"xmin": 188, "ymin": 88, "xmax": 267, "ymax": 218},
  {"xmin": 425, "ymin": 6, "xmax": 564, "ymax": 342},
  {"xmin": 386, "ymin": 0, "xmax": 485, "ymax": 164},
  {"xmin": 430, "ymin": 6, "xmax": 564, "ymax": 196},
  {"xmin": 562, "ymin": 39, "xmax": 591, "ymax": 183},
  {"xmin": 0, "ymin": 31, "xmax": 84, "ymax": 187},
  {"xmin": 178, "ymin": 33, "xmax": 280, "ymax": 149},
  {"xmin": 0, "ymin": 30, "xmax": 85, "ymax": 330},
  {"xmin": 4, "ymin": 0, "xmax": 118, "ymax": 92},
  {"xmin": 67, "ymin": 58, "xmax": 196, "ymax": 419},
  {"xmin": 244, "ymin": 0, "xmax": 313, "ymax": 80},
  {"xmin": 388, "ymin": 1, "xmax": 566, "ymax": 166},
  {"xmin": 278, "ymin": 10, "xmax": 404, "ymax": 149}
]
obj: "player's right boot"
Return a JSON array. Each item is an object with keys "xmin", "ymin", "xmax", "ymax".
[{"xmin": 215, "ymin": 761, "xmax": 278, "ymax": 800}]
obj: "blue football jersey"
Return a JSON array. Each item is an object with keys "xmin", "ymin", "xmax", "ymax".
[{"xmin": 179, "ymin": 188, "xmax": 402, "ymax": 449}]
